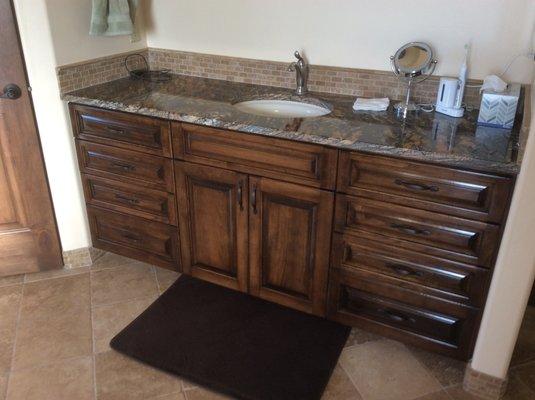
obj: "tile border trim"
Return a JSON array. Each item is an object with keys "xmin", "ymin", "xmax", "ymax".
[
  {"xmin": 62, "ymin": 247, "xmax": 106, "ymax": 269},
  {"xmin": 57, "ymin": 47, "xmax": 483, "ymax": 106},
  {"xmin": 463, "ymin": 363, "xmax": 508, "ymax": 400}
]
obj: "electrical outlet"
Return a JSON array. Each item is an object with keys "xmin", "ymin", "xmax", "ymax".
[{"xmin": 130, "ymin": 31, "xmax": 140, "ymax": 43}]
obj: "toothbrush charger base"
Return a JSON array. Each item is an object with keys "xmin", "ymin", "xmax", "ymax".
[{"xmin": 435, "ymin": 105, "xmax": 464, "ymax": 118}]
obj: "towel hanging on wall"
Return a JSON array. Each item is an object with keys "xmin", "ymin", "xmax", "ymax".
[{"xmin": 90, "ymin": 0, "xmax": 139, "ymax": 36}]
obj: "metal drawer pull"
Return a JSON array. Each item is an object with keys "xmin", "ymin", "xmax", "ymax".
[
  {"xmin": 237, "ymin": 181, "xmax": 243, "ymax": 211},
  {"xmin": 378, "ymin": 308, "xmax": 415, "ymax": 324},
  {"xmin": 105, "ymin": 126, "xmax": 126, "ymax": 135},
  {"xmin": 111, "ymin": 162, "xmax": 135, "ymax": 172},
  {"xmin": 387, "ymin": 264, "xmax": 423, "ymax": 277},
  {"xmin": 122, "ymin": 233, "xmax": 141, "ymax": 243},
  {"xmin": 115, "ymin": 193, "xmax": 139, "ymax": 205},
  {"xmin": 394, "ymin": 179, "xmax": 439, "ymax": 192},
  {"xmin": 251, "ymin": 185, "xmax": 258, "ymax": 214},
  {"xmin": 390, "ymin": 223, "xmax": 431, "ymax": 236}
]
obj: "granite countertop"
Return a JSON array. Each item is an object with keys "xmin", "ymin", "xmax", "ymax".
[{"xmin": 63, "ymin": 74, "xmax": 525, "ymax": 175}]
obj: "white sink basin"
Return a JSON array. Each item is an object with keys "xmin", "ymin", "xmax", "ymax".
[{"xmin": 234, "ymin": 100, "xmax": 331, "ymax": 118}]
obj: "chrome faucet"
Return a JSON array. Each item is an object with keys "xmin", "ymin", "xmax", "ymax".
[{"xmin": 288, "ymin": 51, "xmax": 309, "ymax": 96}]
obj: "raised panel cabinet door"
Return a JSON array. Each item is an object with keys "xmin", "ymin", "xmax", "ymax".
[
  {"xmin": 175, "ymin": 161, "xmax": 248, "ymax": 292},
  {"xmin": 249, "ymin": 176, "xmax": 334, "ymax": 316}
]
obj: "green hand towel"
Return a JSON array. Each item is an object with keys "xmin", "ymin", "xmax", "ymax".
[{"xmin": 90, "ymin": 0, "xmax": 139, "ymax": 37}]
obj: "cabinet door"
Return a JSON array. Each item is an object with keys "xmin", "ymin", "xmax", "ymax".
[
  {"xmin": 175, "ymin": 162, "xmax": 248, "ymax": 292},
  {"xmin": 249, "ymin": 177, "xmax": 334, "ymax": 315}
]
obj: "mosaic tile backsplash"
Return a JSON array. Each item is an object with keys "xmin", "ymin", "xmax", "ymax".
[{"xmin": 58, "ymin": 47, "xmax": 482, "ymax": 106}]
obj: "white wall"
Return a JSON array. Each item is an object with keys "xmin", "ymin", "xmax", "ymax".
[
  {"xmin": 145, "ymin": 0, "xmax": 535, "ymax": 83},
  {"xmin": 470, "ymin": 85, "xmax": 535, "ymax": 379},
  {"xmin": 13, "ymin": 0, "xmax": 146, "ymax": 252}
]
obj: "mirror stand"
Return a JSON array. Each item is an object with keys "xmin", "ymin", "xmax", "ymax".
[{"xmin": 390, "ymin": 42, "xmax": 437, "ymax": 118}]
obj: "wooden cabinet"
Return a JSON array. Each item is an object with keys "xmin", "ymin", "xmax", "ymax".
[
  {"xmin": 172, "ymin": 122, "xmax": 338, "ymax": 190},
  {"xmin": 249, "ymin": 177, "xmax": 334, "ymax": 315},
  {"xmin": 87, "ymin": 205, "xmax": 180, "ymax": 269},
  {"xmin": 175, "ymin": 162, "xmax": 334, "ymax": 315},
  {"xmin": 327, "ymin": 267, "xmax": 479, "ymax": 359},
  {"xmin": 335, "ymin": 195, "xmax": 501, "ymax": 267},
  {"xmin": 70, "ymin": 104, "xmax": 516, "ymax": 360},
  {"xmin": 70, "ymin": 104, "xmax": 172, "ymax": 157},
  {"xmin": 175, "ymin": 162, "xmax": 249, "ymax": 292},
  {"xmin": 337, "ymin": 152, "xmax": 513, "ymax": 223}
]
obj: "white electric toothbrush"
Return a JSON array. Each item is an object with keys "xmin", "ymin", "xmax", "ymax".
[{"xmin": 454, "ymin": 44, "xmax": 469, "ymax": 110}]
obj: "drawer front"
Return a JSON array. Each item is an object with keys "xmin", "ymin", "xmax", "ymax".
[
  {"xmin": 332, "ymin": 234, "xmax": 490, "ymax": 307},
  {"xmin": 82, "ymin": 174, "xmax": 177, "ymax": 225},
  {"xmin": 70, "ymin": 104, "xmax": 172, "ymax": 156},
  {"xmin": 77, "ymin": 140, "xmax": 174, "ymax": 192},
  {"xmin": 172, "ymin": 122, "xmax": 338, "ymax": 189},
  {"xmin": 337, "ymin": 152, "xmax": 513, "ymax": 223},
  {"xmin": 87, "ymin": 205, "xmax": 179, "ymax": 269},
  {"xmin": 335, "ymin": 195, "xmax": 500, "ymax": 267},
  {"xmin": 327, "ymin": 268, "xmax": 479, "ymax": 359}
]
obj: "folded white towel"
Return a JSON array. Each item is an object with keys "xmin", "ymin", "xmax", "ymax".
[{"xmin": 353, "ymin": 97, "xmax": 390, "ymax": 112}]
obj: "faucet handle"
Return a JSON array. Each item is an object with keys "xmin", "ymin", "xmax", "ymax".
[{"xmin": 294, "ymin": 51, "xmax": 304, "ymax": 62}]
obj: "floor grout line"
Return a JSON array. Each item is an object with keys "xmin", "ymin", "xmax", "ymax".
[
  {"xmin": 152, "ymin": 264, "xmax": 162, "ymax": 294},
  {"xmin": 89, "ymin": 263, "xmax": 98, "ymax": 400},
  {"xmin": 337, "ymin": 356, "xmax": 365, "ymax": 400},
  {"xmin": 22, "ymin": 267, "xmax": 90, "ymax": 284},
  {"xmin": 91, "ymin": 294, "xmax": 159, "ymax": 310}
]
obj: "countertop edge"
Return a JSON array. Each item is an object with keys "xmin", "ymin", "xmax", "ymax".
[{"xmin": 64, "ymin": 94, "xmax": 521, "ymax": 176}]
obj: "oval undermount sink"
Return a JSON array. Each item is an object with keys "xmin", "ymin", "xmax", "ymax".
[{"xmin": 234, "ymin": 100, "xmax": 331, "ymax": 118}]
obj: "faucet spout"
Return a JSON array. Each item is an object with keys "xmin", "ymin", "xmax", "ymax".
[{"xmin": 289, "ymin": 51, "xmax": 309, "ymax": 96}]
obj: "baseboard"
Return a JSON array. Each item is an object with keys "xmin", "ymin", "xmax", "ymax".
[
  {"xmin": 463, "ymin": 363, "xmax": 508, "ymax": 400},
  {"xmin": 62, "ymin": 246, "xmax": 106, "ymax": 269}
]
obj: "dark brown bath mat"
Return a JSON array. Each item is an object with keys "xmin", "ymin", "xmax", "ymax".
[{"xmin": 111, "ymin": 275, "xmax": 350, "ymax": 400}]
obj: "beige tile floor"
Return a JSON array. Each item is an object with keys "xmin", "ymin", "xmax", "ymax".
[{"xmin": 0, "ymin": 252, "xmax": 534, "ymax": 400}]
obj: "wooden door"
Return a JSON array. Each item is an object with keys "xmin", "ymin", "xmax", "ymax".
[
  {"xmin": 175, "ymin": 161, "xmax": 248, "ymax": 291},
  {"xmin": 0, "ymin": 0, "xmax": 62, "ymax": 276},
  {"xmin": 249, "ymin": 177, "xmax": 334, "ymax": 315}
]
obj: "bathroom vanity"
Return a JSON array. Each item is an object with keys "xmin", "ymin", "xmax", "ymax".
[{"xmin": 66, "ymin": 74, "xmax": 523, "ymax": 360}]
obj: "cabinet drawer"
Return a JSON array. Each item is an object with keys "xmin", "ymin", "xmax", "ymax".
[
  {"xmin": 87, "ymin": 205, "xmax": 179, "ymax": 270},
  {"xmin": 70, "ymin": 104, "xmax": 172, "ymax": 156},
  {"xmin": 327, "ymin": 268, "xmax": 479, "ymax": 359},
  {"xmin": 332, "ymin": 234, "xmax": 490, "ymax": 307},
  {"xmin": 82, "ymin": 174, "xmax": 177, "ymax": 225},
  {"xmin": 337, "ymin": 152, "xmax": 513, "ymax": 223},
  {"xmin": 172, "ymin": 123, "xmax": 338, "ymax": 189},
  {"xmin": 77, "ymin": 140, "xmax": 174, "ymax": 192},
  {"xmin": 335, "ymin": 195, "xmax": 500, "ymax": 267}
]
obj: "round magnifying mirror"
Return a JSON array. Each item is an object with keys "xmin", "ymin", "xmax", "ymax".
[{"xmin": 392, "ymin": 42, "xmax": 433, "ymax": 76}]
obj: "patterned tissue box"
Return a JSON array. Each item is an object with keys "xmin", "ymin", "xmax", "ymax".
[{"xmin": 477, "ymin": 83, "xmax": 520, "ymax": 129}]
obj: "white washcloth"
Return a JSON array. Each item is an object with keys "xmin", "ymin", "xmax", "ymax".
[{"xmin": 353, "ymin": 97, "xmax": 390, "ymax": 112}]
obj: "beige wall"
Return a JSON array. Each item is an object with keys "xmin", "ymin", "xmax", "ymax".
[
  {"xmin": 471, "ymin": 85, "xmax": 535, "ymax": 379},
  {"xmin": 144, "ymin": 0, "xmax": 535, "ymax": 83},
  {"xmin": 13, "ymin": 0, "xmax": 146, "ymax": 251},
  {"xmin": 45, "ymin": 0, "xmax": 146, "ymax": 66}
]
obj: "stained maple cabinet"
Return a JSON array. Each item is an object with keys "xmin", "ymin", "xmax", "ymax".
[
  {"xmin": 175, "ymin": 162, "xmax": 334, "ymax": 316},
  {"xmin": 248, "ymin": 177, "xmax": 334, "ymax": 315},
  {"xmin": 70, "ymin": 104, "xmax": 516, "ymax": 360},
  {"xmin": 175, "ymin": 162, "xmax": 249, "ymax": 292}
]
